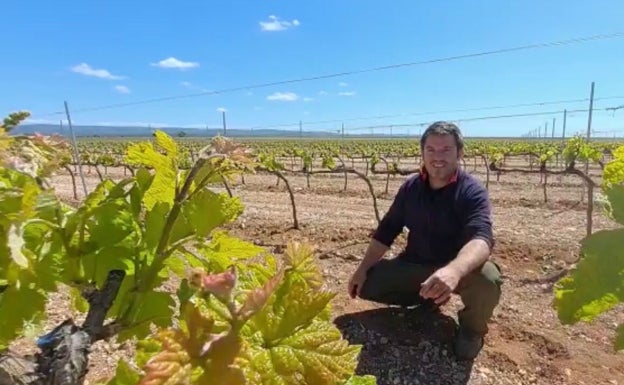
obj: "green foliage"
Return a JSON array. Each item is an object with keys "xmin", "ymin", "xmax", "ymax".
[
  {"xmin": 603, "ymin": 145, "xmax": 624, "ymax": 189},
  {"xmin": 0, "ymin": 165, "xmax": 64, "ymax": 349},
  {"xmin": 554, "ymin": 144, "xmax": 624, "ymax": 351},
  {"xmin": 1, "ymin": 110, "xmax": 31, "ymax": 133},
  {"xmin": 0, "ymin": 120, "xmax": 373, "ymax": 384},
  {"xmin": 104, "ymin": 241, "xmax": 372, "ymax": 385}
]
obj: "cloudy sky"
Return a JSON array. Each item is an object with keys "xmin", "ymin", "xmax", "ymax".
[{"xmin": 3, "ymin": 0, "xmax": 624, "ymax": 137}]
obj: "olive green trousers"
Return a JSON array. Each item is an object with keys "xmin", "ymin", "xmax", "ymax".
[{"xmin": 358, "ymin": 257, "xmax": 503, "ymax": 335}]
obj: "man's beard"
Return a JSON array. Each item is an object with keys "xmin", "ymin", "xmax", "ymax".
[{"xmin": 428, "ymin": 164, "xmax": 455, "ymax": 180}]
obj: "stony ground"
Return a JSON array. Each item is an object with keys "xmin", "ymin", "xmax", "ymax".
[{"xmin": 10, "ymin": 164, "xmax": 624, "ymax": 385}]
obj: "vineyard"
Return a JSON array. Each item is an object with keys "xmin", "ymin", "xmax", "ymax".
[{"xmin": 2, "ymin": 111, "xmax": 624, "ymax": 385}]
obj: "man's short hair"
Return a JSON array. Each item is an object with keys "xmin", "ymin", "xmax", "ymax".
[{"xmin": 420, "ymin": 121, "xmax": 464, "ymax": 151}]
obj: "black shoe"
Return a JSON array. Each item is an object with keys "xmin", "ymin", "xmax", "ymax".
[{"xmin": 454, "ymin": 327, "xmax": 484, "ymax": 361}]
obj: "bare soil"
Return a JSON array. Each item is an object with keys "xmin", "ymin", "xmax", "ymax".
[{"xmin": 10, "ymin": 165, "xmax": 624, "ymax": 385}]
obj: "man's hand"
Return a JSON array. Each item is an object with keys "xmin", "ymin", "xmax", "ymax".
[
  {"xmin": 347, "ymin": 267, "xmax": 368, "ymax": 299},
  {"xmin": 419, "ymin": 265, "xmax": 462, "ymax": 305}
]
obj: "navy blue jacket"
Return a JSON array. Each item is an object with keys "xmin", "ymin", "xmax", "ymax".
[{"xmin": 372, "ymin": 168, "xmax": 494, "ymax": 265}]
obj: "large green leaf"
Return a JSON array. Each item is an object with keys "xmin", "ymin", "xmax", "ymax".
[
  {"xmin": 0, "ymin": 285, "xmax": 46, "ymax": 349},
  {"xmin": 144, "ymin": 201, "xmax": 170, "ymax": 252},
  {"xmin": 180, "ymin": 189, "xmax": 244, "ymax": 238},
  {"xmin": 118, "ymin": 291, "xmax": 175, "ymax": 342},
  {"xmin": 604, "ymin": 185, "xmax": 624, "ymax": 225},
  {"xmin": 554, "ymin": 228, "xmax": 624, "ymax": 324},
  {"xmin": 250, "ymin": 274, "xmax": 336, "ymax": 344},
  {"xmin": 125, "ymin": 130, "xmax": 178, "ymax": 211},
  {"xmin": 194, "ymin": 230, "xmax": 267, "ymax": 273},
  {"xmin": 243, "ymin": 319, "xmax": 361, "ymax": 385}
]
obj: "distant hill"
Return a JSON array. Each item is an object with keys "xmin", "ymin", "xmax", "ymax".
[
  {"xmin": 11, "ymin": 123, "xmax": 622, "ymax": 141},
  {"xmin": 11, "ymin": 124, "xmax": 342, "ymax": 138}
]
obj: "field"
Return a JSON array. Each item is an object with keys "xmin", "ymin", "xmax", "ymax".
[{"xmin": 4, "ymin": 134, "xmax": 624, "ymax": 385}]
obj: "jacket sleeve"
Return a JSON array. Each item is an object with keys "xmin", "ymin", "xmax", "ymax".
[
  {"xmin": 371, "ymin": 179, "xmax": 408, "ymax": 247},
  {"xmin": 460, "ymin": 181, "xmax": 495, "ymax": 250}
]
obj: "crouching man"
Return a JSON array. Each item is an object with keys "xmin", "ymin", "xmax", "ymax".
[{"xmin": 347, "ymin": 121, "xmax": 502, "ymax": 361}]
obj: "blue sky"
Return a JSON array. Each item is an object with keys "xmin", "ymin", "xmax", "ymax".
[{"xmin": 3, "ymin": 0, "xmax": 624, "ymax": 137}]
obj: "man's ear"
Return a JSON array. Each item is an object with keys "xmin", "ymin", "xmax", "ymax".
[{"xmin": 457, "ymin": 148, "xmax": 464, "ymax": 159}]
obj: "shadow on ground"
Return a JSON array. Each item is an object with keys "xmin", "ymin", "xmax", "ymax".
[{"xmin": 334, "ymin": 306, "xmax": 475, "ymax": 385}]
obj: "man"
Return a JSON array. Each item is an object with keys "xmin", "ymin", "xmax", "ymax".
[{"xmin": 347, "ymin": 121, "xmax": 502, "ymax": 361}]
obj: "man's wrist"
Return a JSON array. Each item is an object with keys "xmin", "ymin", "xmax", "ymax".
[{"xmin": 446, "ymin": 260, "xmax": 469, "ymax": 278}]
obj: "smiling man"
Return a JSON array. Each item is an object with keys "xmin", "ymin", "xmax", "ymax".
[{"xmin": 347, "ymin": 121, "xmax": 502, "ymax": 361}]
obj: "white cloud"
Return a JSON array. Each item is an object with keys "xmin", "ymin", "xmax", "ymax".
[
  {"xmin": 338, "ymin": 82, "xmax": 348, "ymax": 87},
  {"xmin": 339, "ymin": 91, "xmax": 357, "ymax": 97},
  {"xmin": 115, "ymin": 85, "xmax": 131, "ymax": 94},
  {"xmin": 151, "ymin": 57, "xmax": 199, "ymax": 70},
  {"xmin": 267, "ymin": 92, "xmax": 299, "ymax": 102},
  {"xmin": 259, "ymin": 15, "xmax": 300, "ymax": 31},
  {"xmin": 217, "ymin": 107, "xmax": 227, "ymax": 112},
  {"xmin": 180, "ymin": 81, "xmax": 192, "ymax": 87},
  {"xmin": 318, "ymin": 90, "xmax": 328, "ymax": 96},
  {"xmin": 70, "ymin": 63, "xmax": 124, "ymax": 80},
  {"xmin": 253, "ymin": 106, "xmax": 263, "ymax": 111},
  {"xmin": 303, "ymin": 97, "xmax": 314, "ymax": 102}
]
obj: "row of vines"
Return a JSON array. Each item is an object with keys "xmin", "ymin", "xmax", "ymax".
[{"xmin": 64, "ymin": 133, "xmax": 619, "ymax": 236}]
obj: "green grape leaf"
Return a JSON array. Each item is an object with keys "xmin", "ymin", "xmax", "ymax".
[
  {"xmin": 244, "ymin": 318, "xmax": 361, "ymax": 385},
  {"xmin": 153, "ymin": 130, "xmax": 179, "ymax": 160},
  {"xmin": 144, "ymin": 201, "xmax": 170, "ymax": 252},
  {"xmin": 105, "ymin": 273, "xmax": 136, "ymax": 320},
  {"xmin": 282, "ymin": 241, "xmax": 324, "ymax": 290},
  {"xmin": 70, "ymin": 287, "xmax": 90, "ymax": 313},
  {"xmin": 87, "ymin": 200, "xmax": 138, "ymax": 247},
  {"xmin": 554, "ymin": 228, "xmax": 624, "ymax": 324},
  {"xmin": 195, "ymin": 230, "xmax": 266, "ymax": 273},
  {"xmin": 99, "ymin": 359, "xmax": 141, "ymax": 385},
  {"xmin": 0, "ymin": 285, "xmax": 46, "ymax": 349},
  {"xmin": 125, "ymin": 131, "xmax": 178, "ymax": 211},
  {"xmin": 180, "ymin": 189, "xmax": 244, "ymax": 238},
  {"xmin": 164, "ymin": 253, "xmax": 187, "ymax": 278},
  {"xmin": 251, "ymin": 276, "xmax": 336, "ymax": 343},
  {"xmin": 604, "ymin": 185, "xmax": 624, "ymax": 225},
  {"xmin": 118, "ymin": 291, "xmax": 175, "ymax": 342},
  {"xmin": 7, "ymin": 224, "xmax": 27, "ymax": 268},
  {"xmin": 82, "ymin": 246, "xmax": 135, "ymax": 289},
  {"xmin": 603, "ymin": 145, "xmax": 624, "ymax": 188},
  {"xmin": 237, "ymin": 268, "xmax": 284, "ymax": 322}
]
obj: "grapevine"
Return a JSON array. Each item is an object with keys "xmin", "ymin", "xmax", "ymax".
[
  {"xmin": 554, "ymin": 142, "xmax": 624, "ymax": 351},
  {"xmin": 0, "ymin": 113, "xmax": 375, "ymax": 384}
]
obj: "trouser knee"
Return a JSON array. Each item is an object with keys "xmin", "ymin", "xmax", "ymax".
[{"xmin": 456, "ymin": 261, "xmax": 503, "ymax": 334}]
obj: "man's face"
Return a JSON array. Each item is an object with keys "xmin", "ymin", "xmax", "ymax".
[{"xmin": 422, "ymin": 134, "xmax": 462, "ymax": 182}]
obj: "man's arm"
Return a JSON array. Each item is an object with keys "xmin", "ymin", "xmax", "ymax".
[
  {"xmin": 420, "ymin": 180, "xmax": 494, "ymax": 303},
  {"xmin": 356, "ymin": 179, "xmax": 409, "ymax": 270},
  {"xmin": 447, "ymin": 180, "xmax": 494, "ymax": 277},
  {"xmin": 356, "ymin": 238, "xmax": 390, "ymax": 273}
]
